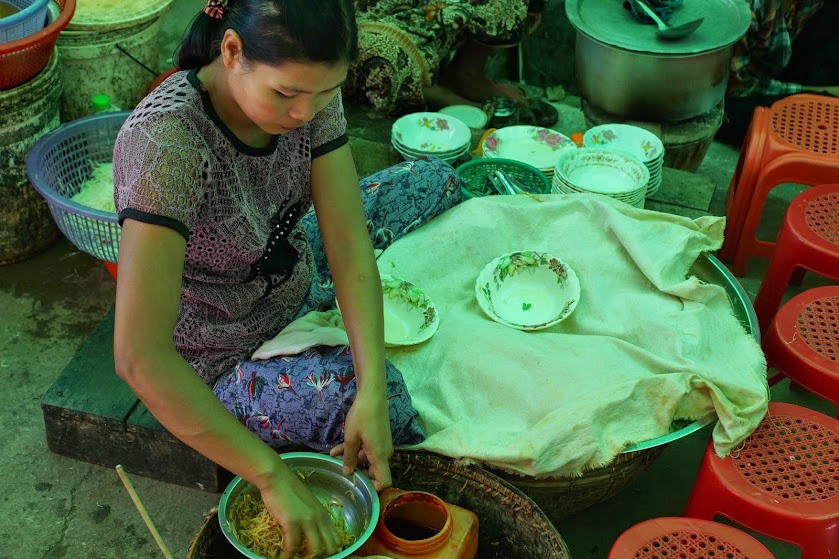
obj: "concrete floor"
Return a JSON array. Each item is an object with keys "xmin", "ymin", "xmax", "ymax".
[{"xmin": 2, "ymin": 3, "xmax": 836, "ymax": 558}]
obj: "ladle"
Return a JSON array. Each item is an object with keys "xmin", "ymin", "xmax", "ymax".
[{"xmin": 635, "ymin": 0, "xmax": 704, "ymax": 41}]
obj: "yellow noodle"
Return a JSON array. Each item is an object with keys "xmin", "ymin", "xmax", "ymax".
[{"xmin": 232, "ymin": 493, "xmax": 357, "ymax": 558}]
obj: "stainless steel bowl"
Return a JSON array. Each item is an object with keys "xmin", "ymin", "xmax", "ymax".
[{"xmin": 218, "ymin": 452, "xmax": 380, "ymax": 559}]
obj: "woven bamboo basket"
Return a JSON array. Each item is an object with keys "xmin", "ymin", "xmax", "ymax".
[
  {"xmin": 187, "ymin": 450, "xmax": 572, "ymax": 559},
  {"xmin": 488, "ymin": 446, "xmax": 666, "ymax": 524}
]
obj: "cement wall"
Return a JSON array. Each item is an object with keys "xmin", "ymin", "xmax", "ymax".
[
  {"xmin": 486, "ymin": 0, "xmax": 578, "ymax": 93},
  {"xmin": 522, "ymin": 0, "xmax": 578, "ymax": 91}
]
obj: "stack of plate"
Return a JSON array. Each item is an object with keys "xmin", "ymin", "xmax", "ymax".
[
  {"xmin": 552, "ymin": 148, "xmax": 650, "ymax": 208},
  {"xmin": 583, "ymin": 124, "xmax": 664, "ymax": 195},
  {"xmin": 391, "ymin": 112, "xmax": 472, "ymax": 164},
  {"xmin": 481, "ymin": 125, "xmax": 577, "ymax": 178}
]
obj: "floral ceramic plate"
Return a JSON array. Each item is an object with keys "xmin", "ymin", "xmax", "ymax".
[
  {"xmin": 380, "ymin": 274, "xmax": 440, "ymax": 346},
  {"xmin": 475, "ymin": 251, "xmax": 580, "ymax": 331},
  {"xmin": 482, "ymin": 126, "xmax": 577, "ymax": 171},
  {"xmin": 583, "ymin": 123, "xmax": 664, "ymax": 164},
  {"xmin": 391, "ymin": 135, "xmax": 470, "ymax": 159},
  {"xmin": 392, "ymin": 140, "xmax": 470, "ymax": 166},
  {"xmin": 439, "ymin": 104, "xmax": 489, "ymax": 129},
  {"xmin": 391, "ymin": 112, "xmax": 471, "ymax": 153}
]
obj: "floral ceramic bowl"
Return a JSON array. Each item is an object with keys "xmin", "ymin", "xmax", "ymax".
[
  {"xmin": 481, "ymin": 126, "xmax": 577, "ymax": 171},
  {"xmin": 391, "ymin": 112, "xmax": 471, "ymax": 153},
  {"xmin": 555, "ymin": 148, "xmax": 650, "ymax": 195},
  {"xmin": 380, "ymin": 274, "xmax": 439, "ymax": 346},
  {"xmin": 475, "ymin": 251, "xmax": 580, "ymax": 331}
]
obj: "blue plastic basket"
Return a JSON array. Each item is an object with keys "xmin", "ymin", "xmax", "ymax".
[
  {"xmin": 0, "ymin": 0, "xmax": 50, "ymax": 43},
  {"xmin": 26, "ymin": 112, "xmax": 130, "ymax": 263}
]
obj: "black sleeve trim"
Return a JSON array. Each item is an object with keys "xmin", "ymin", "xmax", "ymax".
[
  {"xmin": 118, "ymin": 208, "xmax": 190, "ymax": 241},
  {"xmin": 311, "ymin": 133, "xmax": 349, "ymax": 160}
]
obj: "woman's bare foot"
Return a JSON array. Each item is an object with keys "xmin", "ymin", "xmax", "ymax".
[
  {"xmin": 437, "ymin": 37, "xmax": 530, "ymax": 106},
  {"xmin": 438, "ymin": 69, "xmax": 529, "ymax": 107}
]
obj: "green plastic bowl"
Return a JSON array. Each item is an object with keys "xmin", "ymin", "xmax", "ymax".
[{"xmin": 456, "ymin": 158, "xmax": 551, "ymax": 199}]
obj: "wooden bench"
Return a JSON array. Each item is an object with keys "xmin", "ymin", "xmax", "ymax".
[{"xmin": 41, "ymin": 309, "xmax": 232, "ymax": 492}]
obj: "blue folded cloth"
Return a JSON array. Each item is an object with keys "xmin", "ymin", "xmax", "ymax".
[{"xmin": 624, "ymin": 0, "xmax": 684, "ymax": 24}]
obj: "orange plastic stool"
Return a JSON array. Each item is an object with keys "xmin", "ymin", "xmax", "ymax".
[
  {"xmin": 730, "ymin": 153, "xmax": 839, "ymax": 276},
  {"xmin": 718, "ymin": 106, "xmax": 769, "ymax": 263},
  {"xmin": 753, "ymin": 185, "xmax": 839, "ymax": 335},
  {"xmin": 684, "ymin": 402, "xmax": 839, "ymax": 559},
  {"xmin": 762, "ymin": 286, "xmax": 839, "ymax": 414},
  {"xmin": 718, "ymin": 94, "xmax": 839, "ymax": 275},
  {"xmin": 607, "ymin": 517, "xmax": 776, "ymax": 559}
]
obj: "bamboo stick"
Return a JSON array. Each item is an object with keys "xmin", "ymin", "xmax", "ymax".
[{"xmin": 115, "ymin": 465, "xmax": 175, "ymax": 559}]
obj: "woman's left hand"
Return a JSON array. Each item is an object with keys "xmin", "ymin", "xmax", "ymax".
[{"xmin": 330, "ymin": 390, "xmax": 394, "ymax": 492}]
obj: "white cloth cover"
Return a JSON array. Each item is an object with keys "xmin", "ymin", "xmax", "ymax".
[{"xmin": 258, "ymin": 194, "xmax": 769, "ymax": 476}]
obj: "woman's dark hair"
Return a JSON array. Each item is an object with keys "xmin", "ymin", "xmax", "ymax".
[{"xmin": 177, "ymin": 0, "xmax": 358, "ymax": 70}]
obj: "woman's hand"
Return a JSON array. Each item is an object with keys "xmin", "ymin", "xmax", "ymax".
[
  {"xmin": 330, "ymin": 390, "xmax": 394, "ymax": 492},
  {"xmin": 258, "ymin": 470, "xmax": 343, "ymax": 559}
]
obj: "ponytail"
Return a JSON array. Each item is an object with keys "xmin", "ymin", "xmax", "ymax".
[{"xmin": 176, "ymin": 12, "xmax": 227, "ymax": 70}]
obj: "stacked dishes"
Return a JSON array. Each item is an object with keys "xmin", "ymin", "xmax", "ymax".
[
  {"xmin": 552, "ymin": 148, "xmax": 650, "ymax": 208},
  {"xmin": 583, "ymin": 123, "xmax": 665, "ymax": 195},
  {"xmin": 391, "ymin": 112, "xmax": 472, "ymax": 164},
  {"xmin": 481, "ymin": 125, "xmax": 577, "ymax": 179}
]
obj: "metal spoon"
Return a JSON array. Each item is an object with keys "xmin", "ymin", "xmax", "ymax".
[
  {"xmin": 492, "ymin": 170, "xmax": 518, "ymax": 195},
  {"xmin": 634, "ymin": 0, "xmax": 704, "ymax": 41}
]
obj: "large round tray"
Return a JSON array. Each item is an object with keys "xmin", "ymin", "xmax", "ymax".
[
  {"xmin": 624, "ymin": 252, "xmax": 758, "ymax": 452},
  {"xmin": 187, "ymin": 451, "xmax": 572, "ymax": 559},
  {"xmin": 488, "ymin": 252, "xmax": 757, "ymax": 522}
]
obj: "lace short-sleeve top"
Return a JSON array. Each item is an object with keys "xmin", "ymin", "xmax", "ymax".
[{"xmin": 114, "ymin": 70, "xmax": 348, "ymax": 385}]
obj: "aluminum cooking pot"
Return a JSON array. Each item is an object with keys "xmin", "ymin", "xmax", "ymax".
[{"xmin": 566, "ymin": 0, "xmax": 751, "ymax": 122}]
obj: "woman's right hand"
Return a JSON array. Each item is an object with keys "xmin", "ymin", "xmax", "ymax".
[{"xmin": 259, "ymin": 471, "xmax": 343, "ymax": 559}]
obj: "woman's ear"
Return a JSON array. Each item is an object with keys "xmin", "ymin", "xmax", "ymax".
[{"xmin": 220, "ymin": 29, "xmax": 245, "ymax": 70}]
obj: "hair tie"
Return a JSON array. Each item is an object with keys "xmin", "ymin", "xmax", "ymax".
[{"xmin": 204, "ymin": 0, "xmax": 228, "ymax": 19}]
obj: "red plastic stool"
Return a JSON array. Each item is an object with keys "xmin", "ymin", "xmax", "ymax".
[
  {"xmin": 752, "ymin": 185, "xmax": 839, "ymax": 335},
  {"xmin": 762, "ymin": 286, "xmax": 839, "ymax": 414},
  {"xmin": 684, "ymin": 402, "xmax": 839, "ymax": 558},
  {"xmin": 608, "ymin": 517, "xmax": 776, "ymax": 559},
  {"xmin": 717, "ymin": 94, "xmax": 839, "ymax": 275},
  {"xmin": 103, "ymin": 261, "xmax": 118, "ymax": 281}
]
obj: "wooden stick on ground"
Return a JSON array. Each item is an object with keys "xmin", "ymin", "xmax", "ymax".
[{"xmin": 115, "ymin": 465, "xmax": 175, "ymax": 559}]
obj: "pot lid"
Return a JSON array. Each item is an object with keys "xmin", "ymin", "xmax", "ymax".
[
  {"xmin": 566, "ymin": 0, "xmax": 751, "ymax": 54},
  {"xmin": 67, "ymin": 0, "xmax": 174, "ymax": 31}
]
